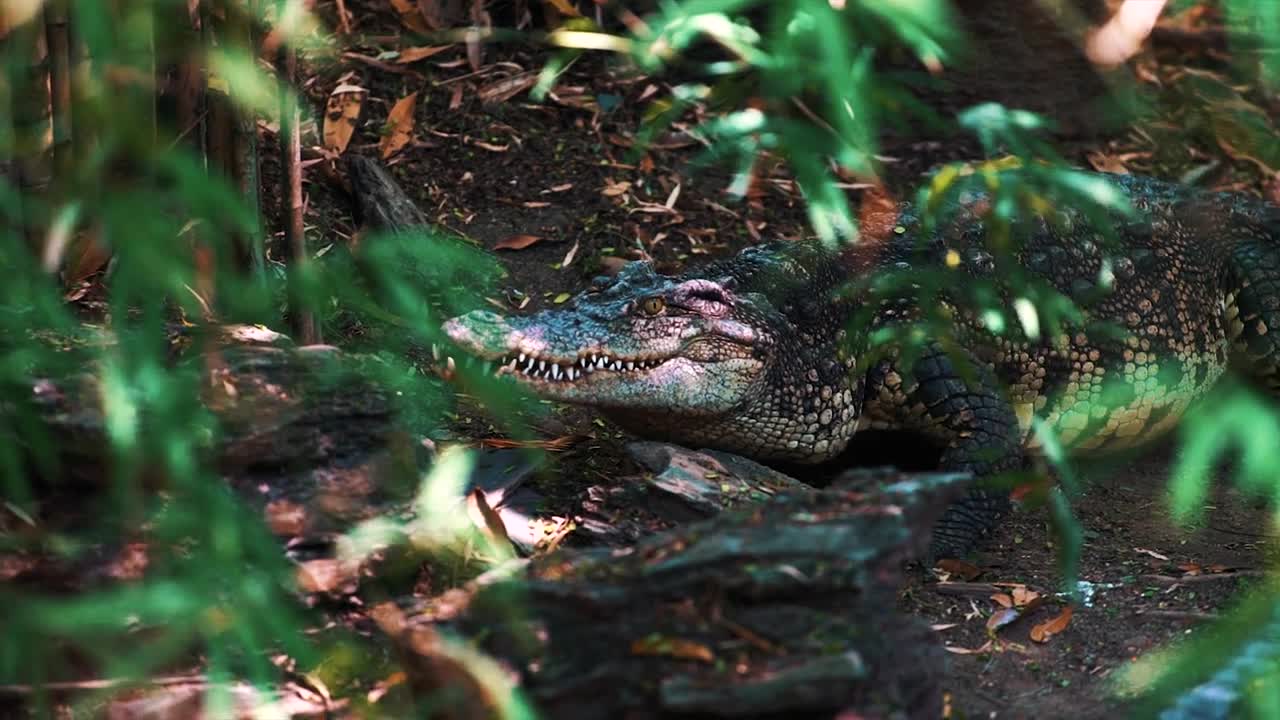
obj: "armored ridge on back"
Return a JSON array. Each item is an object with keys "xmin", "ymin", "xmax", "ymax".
[{"xmin": 443, "ymin": 172, "xmax": 1280, "ymax": 558}]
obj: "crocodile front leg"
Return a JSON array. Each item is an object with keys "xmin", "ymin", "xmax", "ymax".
[{"xmin": 863, "ymin": 344, "xmax": 1024, "ymax": 559}]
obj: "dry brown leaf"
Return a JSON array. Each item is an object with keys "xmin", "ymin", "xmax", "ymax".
[
  {"xmin": 544, "ymin": 183, "xmax": 574, "ymax": 193},
  {"xmin": 265, "ymin": 499, "xmax": 309, "ymax": 536},
  {"xmin": 323, "ymin": 84, "xmax": 365, "ymax": 154},
  {"xmin": 390, "ymin": 0, "xmax": 431, "ymax": 34},
  {"xmin": 396, "ymin": 45, "xmax": 452, "ymax": 64},
  {"xmin": 543, "ymin": 0, "xmax": 582, "ymax": 17},
  {"xmin": 64, "ymin": 230, "xmax": 112, "ymax": 286},
  {"xmin": 296, "ymin": 558, "xmax": 355, "ymax": 594},
  {"xmin": 990, "ymin": 593, "xmax": 1014, "ymax": 609},
  {"xmin": 379, "ymin": 92, "xmax": 418, "ymax": 160},
  {"xmin": 1029, "ymin": 606, "xmax": 1074, "ymax": 643},
  {"xmin": 935, "ymin": 558, "xmax": 982, "ymax": 581},
  {"xmin": 1086, "ymin": 150, "xmax": 1130, "ymax": 175},
  {"xmin": 477, "ymin": 72, "xmax": 538, "ymax": 104},
  {"xmin": 492, "ymin": 234, "xmax": 545, "ymax": 251},
  {"xmin": 468, "ymin": 488, "xmax": 512, "ymax": 548},
  {"xmin": 631, "ymin": 635, "xmax": 715, "ymax": 663},
  {"xmin": 1012, "ymin": 586, "xmax": 1040, "ymax": 607},
  {"xmin": 522, "ymin": 201, "xmax": 551, "ymax": 208},
  {"xmin": 561, "ymin": 239, "xmax": 579, "ymax": 267},
  {"xmin": 472, "ymin": 140, "xmax": 509, "ymax": 152},
  {"xmin": 1135, "ymin": 547, "xmax": 1170, "ymax": 561},
  {"xmin": 602, "ymin": 179, "xmax": 631, "ymax": 197}
]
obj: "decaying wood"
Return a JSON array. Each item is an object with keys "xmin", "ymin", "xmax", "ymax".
[
  {"xmin": 432, "ymin": 468, "xmax": 971, "ymax": 720},
  {"xmin": 346, "ymin": 154, "xmax": 433, "ymax": 232},
  {"xmin": 17, "ymin": 341, "xmax": 409, "ymax": 529}
]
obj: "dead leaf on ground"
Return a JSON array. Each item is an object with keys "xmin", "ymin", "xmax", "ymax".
[
  {"xmin": 543, "ymin": 0, "xmax": 582, "ymax": 17},
  {"xmin": 379, "ymin": 92, "xmax": 418, "ymax": 160},
  {"xmin": 296, "ymin": 558, "xmax": 357, "ymax": 594},
  {"xmin": 390, "ymin": 0, "xmax": 431, "ymax": 34},
  {"xmin": 477, "ymin": 72, "xmax": 538, "ymax": 104},
  {"xmin": 265, "ymin": 499, "xmax": 309, "ymax": 536},
  {"xmin": 602, "ymin": 179, "xmax": 631, "ymax": 197},
  {"xmin": 945, "ymin": 640, "xmax": 994, "ymax": 655},
  {"xmin": 935, "ymin": 558, "xmax": 983, "ymax": 581},
  {"xmin": 396, "ymin": 45, "xmax": 452, "ymax": 64},
  {"xmin": 631, "ymin": 635, "xmax": 715, "ymax": 663},
  {"xmin": 63, "ymin": 230, "xmax": 112, "ymax": 288},
  {"xmin": 1011, "ymin": 585, "xmax": 1040, "ymax": 607},
  {"xmin": 467, "ymin": 488, "xmax": 513, "ymax": 548},
  {"xmin": 991, "ymin": 593, "xmax": 1014, "ymax": 609},
  {"xmin": 493, "ymin": 234, "xmax": 545, "ymax": 251},
  {"xmin": 323, "ymin": 84, "xmax": 366, "ymax": 154},
  {"xmin": 1030, "ymin": 605, "xmax": 1074, "ymax": 643},
  {"xmin": 471, "ymin": 139, "xmax": 510, "ymax": 152},
  {"xmin": 561, "ymin": 239, "xmax": 579, "ymax": 268},
  {"xmin": 1086, "ymin": 150, "xmax": 1131, "ymax": 174},
  {"xmin": 1134, "ymin": 547, "xmax": 1170, "ymax": 561}
]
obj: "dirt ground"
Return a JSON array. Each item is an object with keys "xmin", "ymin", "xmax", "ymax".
[{"xmin": 285, "ymin": 6, "xmax": 1280, "ymax": 717}]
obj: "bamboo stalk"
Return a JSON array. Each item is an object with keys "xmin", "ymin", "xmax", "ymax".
[
  {"xmin": 43, "ymin": 0, "xmax": 72, "ymax": 181},
  {"xmin": 14, "ymin": 18, "xmax": 51, "ymax": 253},
  {"xmin": 209, "ymin": 0, "xmax": 264, "ymax": 280},
  {"xmin": 0, "ymin": 43, "xmax": 21, "ymax": 246},
  {"xmin": 279, "ymin": 41, "xmax": 318, "ymax": 344}
]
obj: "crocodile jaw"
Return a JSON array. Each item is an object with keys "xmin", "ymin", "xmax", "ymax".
[{"xmin": 442, "ymin": 310, "xmax": 766, "ymax": 415}]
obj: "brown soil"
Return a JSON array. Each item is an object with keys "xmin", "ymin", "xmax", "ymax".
[{"xmin": 283, "ymin": 7, "xmax": 1280, "ymax": 717}]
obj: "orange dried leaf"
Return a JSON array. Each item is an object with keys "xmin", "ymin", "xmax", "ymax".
[
  {"xmin": 936, "ymin": 558, "xmax": 982, "ymax": 581},
  {"xmin": 390, "ymin": 0, "xmax": 431, "ymax": 34},
  {"xmin": 602, "ymin": 180, "xmax": 631, "ymax": 197},
  {"xmin": 379, "ymin": 92, "xmax": 418, "ymax": 160},
  {"xmin": 323, "ymin": 84, "xmax": 365, "ymax": 154},
  {"xmin": 478, "ymin": 435, "xmax": 585, "ymax": 451},
  {"xmin": 493, "ymin": 234, "xmax": 545, "ymax": 250},
  {"xmin": 543, "ymin": 0, "xmax": 582, "ymax": 17},
  {"xmin": 396, "ymin": 45, "xmax": 452, "ymax": 64},
  {"xmin": 64, "ymin": 230, "xmax": 112, "ymax": 286},
  {"xmin": 630, "ymin": 635, "xmax": 715, "ymax": 663},
  {"xmin": 990, "ymin": 593, "xmax": 1014, "ymax": 609},
  {"xmin": 1012, "ymin": 586, "xmax": 1040, "ymax": 607},
  {"xmin": 468, "ymin": 488, "xmax": 512, "ymax": 547},
  {"xmin": 1029, "ymin": 606, "xmax": 1074, "ymax": 643}
]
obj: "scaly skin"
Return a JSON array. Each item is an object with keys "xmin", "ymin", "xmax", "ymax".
[{"xmin": 444, "ymin": 172, "xmax": 1280, "ymax": 557}]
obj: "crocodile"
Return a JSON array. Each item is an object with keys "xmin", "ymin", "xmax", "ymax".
[{"xmin": 443, "ymin": 172, "xmax": 1280, "ymax": 557}]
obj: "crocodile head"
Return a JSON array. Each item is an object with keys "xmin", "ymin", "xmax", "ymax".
[{"xmin": 443, "ymin": 260, "xmax": 775, "ymax": 420}]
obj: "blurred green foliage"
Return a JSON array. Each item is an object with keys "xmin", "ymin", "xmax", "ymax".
[{"xmin": 4, "ymin": 0, "xmax": 1280, "ymax": 717}]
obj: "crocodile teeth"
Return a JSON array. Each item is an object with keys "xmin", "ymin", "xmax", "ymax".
[{"xmin": 488, "ymin": 350, "xmax": 668, "ymax": 382}]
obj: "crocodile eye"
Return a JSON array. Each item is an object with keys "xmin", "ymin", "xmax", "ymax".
[{"xmin": 640, "ymin": 296, "xmax": 666, "ymax": 315}]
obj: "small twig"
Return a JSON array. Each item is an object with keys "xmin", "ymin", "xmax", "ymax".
[
  {"xmin": 933, "ymin": 582, "xmax": 1004, "ymax": 597},
  {"xmin": 1142, "ymin": 570, "xmax": 1265, "ymax": 585},
  {"xmin": 1208, "ymin": 524, "xmax": 1280, "ymax": 539},
  {"xmin": 1135, "ymin": 609, "xmax": 1219, "ymax": 622},
  {"xmin": 0, "ymin": 675, "xmax": 206, "ymax": 694},
  {"xmin": 334, "ymin": 0, "xmax": 350, "ymax": 35}
]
